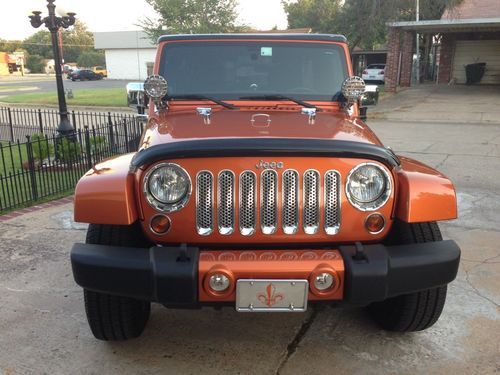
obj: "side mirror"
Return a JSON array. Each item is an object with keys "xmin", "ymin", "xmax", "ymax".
[
  {"xmin": 360, "ymin": 85, "xmax": 380, "ymax": 106},
  {"xmin": 126, "ymin": 82, "xmax": 149, "ymax": 114}
]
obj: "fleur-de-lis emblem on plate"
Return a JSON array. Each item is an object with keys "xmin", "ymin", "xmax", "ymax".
[{"xmin": 257, "ymin": 283, "xmax": 284, "ymax": 307}]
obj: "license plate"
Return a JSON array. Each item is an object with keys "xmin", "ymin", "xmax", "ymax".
[
  {"xmin": 236, "ymin": 279, "xmax": 308, "ymax": 312},
  {"xmin": 369, "ymin": 75, "xmax": 376, "ymax": 78}
]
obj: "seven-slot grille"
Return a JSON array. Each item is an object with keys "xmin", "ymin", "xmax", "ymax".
[{"xmin": 195, "ymin": 169, "xmax": 341, "ymax": 236}]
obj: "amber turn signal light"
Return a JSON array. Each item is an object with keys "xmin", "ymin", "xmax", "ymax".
[
  {"xmin": 365, "ymin": 213, "xmax": 385, "ymax": 234},
  {"xmin": 150, "ymin": 214, "xmax": 171, "ymax": 234}
]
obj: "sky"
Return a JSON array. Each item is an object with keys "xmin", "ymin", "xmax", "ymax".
[{"xmin": 0, "ymin": 0, "xmax": 289, "ymax": 40}]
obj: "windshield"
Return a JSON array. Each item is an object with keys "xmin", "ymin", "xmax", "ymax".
[{"xmin": 159, "ymin": 41, "xmax": 348, "ymax": 101}]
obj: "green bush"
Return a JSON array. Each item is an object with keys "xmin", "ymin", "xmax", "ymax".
[
  {"xmin": 30, "ymin": 133, "xmax": 54, "ymax": 163},
  {"xmin": 26, "ymin": 54, "xmax": 45, "ymax": 73},
  {"xmin": 89, "ymin": 135, "xmax": 107, "ymax": 155},
  {"xmin": 57, "ymin": 137, "xmax": 82, "ymax": 163}
]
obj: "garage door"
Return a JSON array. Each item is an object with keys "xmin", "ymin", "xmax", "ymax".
[{"xmin": 452, "ymin": 40, "xmax": 500, "ymax": 84}]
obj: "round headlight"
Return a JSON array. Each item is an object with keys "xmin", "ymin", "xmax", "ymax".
[
  {"xmin": 346, "ymin": 163, "xmax": 391, "ymax": 211},
  {"xmin": 144, "ymin": 163, "xmax": 191, "ymax": 212}
]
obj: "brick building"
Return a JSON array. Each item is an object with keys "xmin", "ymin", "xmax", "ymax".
[{"xmin": 385, "ymin": 0, "xmax": 500, "ymax": 92}]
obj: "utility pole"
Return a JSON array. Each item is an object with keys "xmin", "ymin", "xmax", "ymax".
[{"xmin": 415, "ymin": 0, "xmax": 420, "ymax": 85}]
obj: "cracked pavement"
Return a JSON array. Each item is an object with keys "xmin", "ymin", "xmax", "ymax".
[{"xmin": 0, "ymin": 120, "xmax": 499, "ymax": 374}]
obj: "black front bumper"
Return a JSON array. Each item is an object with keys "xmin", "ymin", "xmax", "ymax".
[
  {"xmin": 339, "ymin": 240, "xmax": 460, "ymax": 304},
  {"xmin": 71, "ymin": 240, "xmax": 460, "ymax": 306}
]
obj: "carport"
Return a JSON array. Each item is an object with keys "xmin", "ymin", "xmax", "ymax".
[{"xmin": 385, "ymin": 16, "xmax": 500, "ymax": 92}]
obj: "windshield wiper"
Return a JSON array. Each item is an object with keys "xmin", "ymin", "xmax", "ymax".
[
  {"xmin": 166, "ymin": 94, "xmax": 238, "ymax": 110},
  {"xmin": 239, "ymin": 95, "xmax": 321, "ymax": 111}
]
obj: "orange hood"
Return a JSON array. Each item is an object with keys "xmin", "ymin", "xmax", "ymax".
[{"xmin": 141, "ymin": 107, "xmax": 383, "ymax": 150}]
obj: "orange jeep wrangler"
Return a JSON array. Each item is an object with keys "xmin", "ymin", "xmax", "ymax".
[{"xmin": 71, "ymin": 34, "xmax": 460, "ymax": 341}]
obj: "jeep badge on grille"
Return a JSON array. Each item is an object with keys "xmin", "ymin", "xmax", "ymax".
[{"xmin": 255, "ymin": 160, "xmax": 284, "ymax": 169}]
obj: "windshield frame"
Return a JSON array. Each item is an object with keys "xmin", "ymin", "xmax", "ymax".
[{"xmin": 157, "ymin": 39, "xmax": 350, "ymax": 103}]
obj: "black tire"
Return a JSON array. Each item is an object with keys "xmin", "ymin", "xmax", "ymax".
[
  {"xmin": 368, "ymin": 221, "xmax": 448, "ymax": 332},
  {"xmin": 83, "ymin": 223, "xmax": 152, "ymax": 341}
]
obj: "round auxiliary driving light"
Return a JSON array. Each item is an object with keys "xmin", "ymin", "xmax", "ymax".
[
  {"xmin": 314, "ymin": 272, "xmax": 335, "ymax": 291},
  {"xmin": 144, "ymin": 75, "xmax": 168, "ymax": 99},
  {"xmin": 209, "ymin": 274, "xmax": 231, "ymax": 292},
  {"xmin": 365, "ymin": 213, "xmax": 385, "ymax": 234},
  {"xmin": 341, "ymin": 76, "xmax": 366, "ymax": 103}
]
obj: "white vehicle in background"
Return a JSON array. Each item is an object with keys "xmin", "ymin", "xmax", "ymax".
[{"xmin": 362, "ymin": 64, "xmax": 386, "ymax": 83}]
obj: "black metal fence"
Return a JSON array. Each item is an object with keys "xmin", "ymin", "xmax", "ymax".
[
  {"xmin": 0, "ymin": 106, "xmax": 136, "ymax": 142},
  {"xmin": 0, "ymin": 113, "xmax": 144, "ymax": 213}
]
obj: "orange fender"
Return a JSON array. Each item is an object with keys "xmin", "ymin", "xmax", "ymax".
[
  {"xmin": 74, "ymin": 153, "xmax": 139, "ymax": 225},
  {"xmin": 395, "ymin": 156, "xmax": 457, "ymax": 223}
]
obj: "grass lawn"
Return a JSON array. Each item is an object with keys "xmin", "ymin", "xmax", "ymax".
[
  {"xmin": 0, "ymin": 141, "xmax": 28, "ymax": 174},
  {"xmin": 1, "ymin": 87, "xmax": 127, "ymax": 107},
  {"xmin": 0, "ymin": 85, "xmax": 28, "ymax": 92},
  {"xmin": 378, "ymin": 85, "xmax": 386, "ymax": 97},
  {"xmin": 0, "ymin": 141, "xmax": 83, "ymax": 213}
]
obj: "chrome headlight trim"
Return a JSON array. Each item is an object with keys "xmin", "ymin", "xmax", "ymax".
[
  {"xmin": 143, "ymin": 162, "xmax": 192, "ymax": 213},
  {"xmin": 346, "ymin": 162, "xmax": 392, "ymax": 212}
]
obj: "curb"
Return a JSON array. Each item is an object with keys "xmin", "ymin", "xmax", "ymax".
[{"xmin": 0, "ymin": 196, "xmax": 74, "ymax": 222}]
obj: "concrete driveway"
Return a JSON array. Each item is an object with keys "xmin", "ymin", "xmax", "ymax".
[
  {"xmin": 0, "ymin": 120, "xmax": 499, "ymax": 374},
  {"xmin": 370, "ymin": 84, "xmax": 500, "ymax": 124}
]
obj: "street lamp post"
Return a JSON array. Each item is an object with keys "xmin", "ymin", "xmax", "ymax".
[{"xmin": 29, "ymin": 0, "xmax": 76, "ymax": 136}]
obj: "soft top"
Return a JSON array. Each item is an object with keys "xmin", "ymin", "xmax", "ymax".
[{"xmin": 157, "ymin": 33, "xmax": 347, "ymax": 44}]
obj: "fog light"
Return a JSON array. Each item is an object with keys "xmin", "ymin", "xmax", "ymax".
[
  {"xmin": 150, "ymin": 214, "xmax": 171, "ymax": 234},
  {"xmin": 209, "ymin": 274, "xmax": 230, "ymax": 292},
  {"xmin": 365, "ymin": 213, "xmax": 385, "ymax": 234},
  {"xmin": 314, "ymin": 272, "xmax": 334, "ymax": 291}
]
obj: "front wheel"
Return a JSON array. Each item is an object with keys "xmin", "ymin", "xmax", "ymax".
[
  {"xmin": 368, "ymin": 285, "xmax": 447, "ymax": 332},
  {"xmin": 367, "ymin": 221, "xmax": 448, "ymax": 332},
  {"xmin": 82, "ymin": 223, "xmax": 152, "ymax": 340},
  {"xmin": 84, "ymin": 289, "xmax": 150, "ymax": 341}
]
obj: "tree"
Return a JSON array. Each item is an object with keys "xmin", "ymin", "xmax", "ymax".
[
  {"xmin": 22, "ymin": 30, "xmax": 53, "ymax": 58},
  {"xmin": 0, "ymin": 39, "xmax": 23, "ymax": 53},
  {"xmin": 283, "ymin": 0, "xmax": 465, "ymax": 51},
  {"xmin": 332, "ymin": 0, "xmax": 395, "ymax": 50},
  {"xmin": 284, "ymin": 0, "xmax": 343, "ymax": 32},
  {"xmin": 26, "ymin": 54, "xmax": 45, "ymax": 73},
  {"xmin": 141, "ymin": 0, "xmax": 240, "ymax": 42},
  {"xmin": 62, "ymin": 21, "xmax": 94, "ymax": 63},
  {"xmin": 20, "ymin": 21, "xmax": 94, "ymax": 63},
  {"xmin": 77, "ymin": 51, "xmax": 105, "ymax": 68}
]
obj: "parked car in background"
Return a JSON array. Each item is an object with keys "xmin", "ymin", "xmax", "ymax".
[
  {"xmin": 362, "ymin": 64, "xmax": 386, "ymax": 83},
  {"xmin": 68, "ymin": 69, "xmax": 103, "ymax": 81},
  {"xmin": 92, "ymin": 66, "xmax": 107, "ymax": 77}
]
